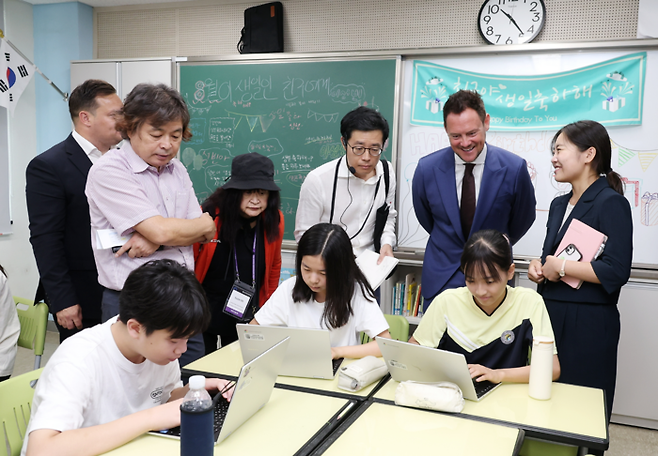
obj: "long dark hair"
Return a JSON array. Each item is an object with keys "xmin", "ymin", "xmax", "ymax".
[
  {"xmin": 461, "ymin": 229, "xmax": 512, "ymax": 282},
  {"xmin": 292, "ymin": 223, "xmax": 374, "ymax": 329},
  {"xmin": 202, "ymin": 187, "xmax": 281, "ymax": 244},
  {"xmin": 551, "ymin": 120, "xmax": 624, "ymax": 195}
]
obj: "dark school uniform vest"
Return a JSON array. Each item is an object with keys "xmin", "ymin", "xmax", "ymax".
[{"xmin": 438, "ymin": 319, "xmax": 534, "ymax": 369}]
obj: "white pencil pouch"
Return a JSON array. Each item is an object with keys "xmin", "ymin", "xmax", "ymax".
[
  {"xmin": 394, "ymin": 381, "xmax": 465, "ymax": 413},
  {"xmin": 337, "ymin": 356, "xmax": 387, "ymax": 392}
]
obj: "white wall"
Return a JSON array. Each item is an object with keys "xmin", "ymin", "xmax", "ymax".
[{"xmin": 0, "ymin": 0, "xmax": 39, "ymax": 299}]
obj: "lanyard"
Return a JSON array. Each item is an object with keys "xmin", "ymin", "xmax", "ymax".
[
  {"xmin": 330, "ymin": 157, "xmax": 381, "ymax": 240},
  {"xmin": 233, "ymin": 229, "xmax": 257, "ymax": 288}
]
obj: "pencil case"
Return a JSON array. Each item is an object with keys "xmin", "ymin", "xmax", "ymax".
[
  {"xmin": 337, "ymin": 356, "xmax": 387, "ymax": 392},
  {"xmin": 394, "ymin": 381, "xmax": 465, "ymax": 413}
]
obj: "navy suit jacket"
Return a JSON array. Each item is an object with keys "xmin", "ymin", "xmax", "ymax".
[
  {"xmin": 412, "ymin": 144, "xmax": 536, "ymax": 302},
  {"xmin": 26, "ymin": 134, "xmax": 103, "ymax": 319},
  {"xmin": 537, "ymin": 177, "xmax": 632, "ymax": 305}
]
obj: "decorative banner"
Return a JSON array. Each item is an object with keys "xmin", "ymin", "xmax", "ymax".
[
  {"xmin": 411, "ymin": 52, "xmax": 647, "ymax": 130},
  {"xmin": 613, "ymin": 139, "xmax": 658, "ymax": 172}
]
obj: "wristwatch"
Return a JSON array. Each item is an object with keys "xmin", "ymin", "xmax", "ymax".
[{"xmin": 559, "ymin": 259, "xmax": 567, "ymax": 278}]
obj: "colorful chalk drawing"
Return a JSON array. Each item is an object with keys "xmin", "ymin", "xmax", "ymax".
[
  {"xmin": 641, "ymin": 192, "xmax": 658, "ymax": 226},
  {"xmin": 612, "ymin": 140, "xmax": 658, "ymax": 172},
  {"xmin": 307, "ymin": 109, "xmax": 339, "ymax": 122}
]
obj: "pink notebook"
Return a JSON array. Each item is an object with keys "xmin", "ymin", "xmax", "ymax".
[{"xmin": 554, "ymin": 219, "xmax": 608, "ymax": 289}]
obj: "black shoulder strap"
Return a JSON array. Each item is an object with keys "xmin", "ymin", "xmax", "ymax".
[
  {"xmin": 329, "ymin": 157, "xmax": 342, "ymax": 223},
  {"xmin": 382, "ymin": 159, "xmax": 390, "ymax": 197}
]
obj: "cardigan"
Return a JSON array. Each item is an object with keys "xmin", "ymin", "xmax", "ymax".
[{"xmin": 194, "ymin": 209, "xmax": 284, "ymax": 307}]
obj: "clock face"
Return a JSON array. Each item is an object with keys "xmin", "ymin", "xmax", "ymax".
[{"xmin": 478, "ymin": 0, "xmax": 546, "ymax": 45}]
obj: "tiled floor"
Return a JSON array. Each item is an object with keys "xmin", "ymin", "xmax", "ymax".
[{"xmin": 10, "ymin": 331, "xmax": 658, "ymax": 455}]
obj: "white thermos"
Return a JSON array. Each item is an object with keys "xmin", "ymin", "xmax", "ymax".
[{"xmin": 528, "ymin": 336, "xmax": 554, "ymax": 400}]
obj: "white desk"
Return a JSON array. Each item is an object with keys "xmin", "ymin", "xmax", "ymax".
[
  {"xmin": 374, "ymin": 377, "xmax": 608, "ymax": 452},
  {"xmin": 183, "ymin": 341, "xmax": 383, "ymax": 399},
  {"xmin": 102, "ymin": 388, "xmax": 350, "ymax": 456},
  {"xmin": 317, "ymin": 401, "xmax": 523, "ymax": 455}
]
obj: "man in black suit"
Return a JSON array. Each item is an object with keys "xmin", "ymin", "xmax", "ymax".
[{"xmin": 26, "ymin": 80, "xmax": 123, "ymax": 342}]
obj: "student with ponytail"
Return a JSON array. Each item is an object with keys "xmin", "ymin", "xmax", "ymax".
[{"xmin": 528, "ymin": 120, "xmax": 632, "ymax": 420}]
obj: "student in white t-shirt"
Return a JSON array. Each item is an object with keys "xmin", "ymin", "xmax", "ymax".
[
  {"xmin": 22, "ymin": 260, "xmax": 233, "ymax": 456},
  {"xmin": 252, "ymin": 223, "xmax": 390, "ymax": 359}
]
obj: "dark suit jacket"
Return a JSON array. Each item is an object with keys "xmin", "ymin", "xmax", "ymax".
[
  {"xmin": 26, "ymin": 133, "xmax": 103, "ymax": 320},
  {"xmin": 412, "ymin": 144, "xmax": 536, "ymax": 301},
  {"xmin": 537, "ymin": 177, "xmax": 632, "ymax": 304}
]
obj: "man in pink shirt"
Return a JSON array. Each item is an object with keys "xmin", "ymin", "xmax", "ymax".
[{"xmin": 86, "ymin": 83, "xmax": 215, "ymax": 365}]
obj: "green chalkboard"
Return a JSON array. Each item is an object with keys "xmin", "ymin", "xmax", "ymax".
[{"xmin": 178, "ymin": 58, "xmax": 398, "ymax": 240}]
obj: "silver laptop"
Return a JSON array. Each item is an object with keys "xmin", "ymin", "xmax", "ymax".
[
  {"xmin": 152, "ymin": 336, "xmax": 289, "ymax": 444},
  {"xmin": 237, "ymin": 324, "xmax": 343, "ymax": 379},
  {"xmin": 377, "ymin": 338, "xmax": 501, "ymax": 401}
]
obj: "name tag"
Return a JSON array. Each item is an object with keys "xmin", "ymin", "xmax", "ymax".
[{"xmin": 223, "ymin": 280, "xmax": 256, "ymax": 320}]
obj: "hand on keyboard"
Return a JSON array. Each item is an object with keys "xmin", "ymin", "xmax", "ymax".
[{"xmin": 467, "ymin": 363, "xmax": 503, "ymax": 384}]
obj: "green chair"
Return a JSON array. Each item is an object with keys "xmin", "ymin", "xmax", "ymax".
[
  {"xmin": 0, "ymin": 368, "xmax": 43, "ymax": 456},
  {"xmin": 361, "ymin": 314, "xmax": 410, "ymax": 344},
  {"xmin": 14, "ymin": 297, "xmax": 49, "ymax": 370}
]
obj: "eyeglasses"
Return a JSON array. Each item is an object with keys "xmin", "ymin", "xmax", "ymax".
[{"xmin": 345, "ymin": 141, "xmax": 383, "ymax": 157}]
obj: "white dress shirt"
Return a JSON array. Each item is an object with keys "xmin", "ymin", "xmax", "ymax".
[
  {"xmin": 294, "ymin": 156, "xmax": 397, "ymax": 256},
  {"xmin": 454, "ymin": 144, "xmax": 488, "ymax": 206},
  {"xmin": 72, "ymin": 130, "xmax": 103, "ymax": 163}
]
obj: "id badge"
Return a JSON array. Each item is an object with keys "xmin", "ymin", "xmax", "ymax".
[{"xmin": 223, "ymin": 280, "xmax": 256, "ymax": 319}]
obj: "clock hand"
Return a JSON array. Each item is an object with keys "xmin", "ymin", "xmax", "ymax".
[{"xmin": 500, "ymin": 9, "xmax": 524, "ymax": 35}]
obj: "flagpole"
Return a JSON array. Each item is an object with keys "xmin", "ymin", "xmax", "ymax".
[{"xmin": 0, "ymin": 29, "xmax": 69, "ymax": 101}]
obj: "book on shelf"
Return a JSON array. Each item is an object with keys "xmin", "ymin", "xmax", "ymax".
[{"xmin": 390, "ymin": 274, "xmax": 424, "ymax": 318}]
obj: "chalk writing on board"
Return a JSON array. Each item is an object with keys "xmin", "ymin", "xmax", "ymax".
[
  {"xmin": 305, "ymin": 135, "xmax": 333, "ymax": 145},
  {"xmin": 205, "ymin": 164, "xmax": 231, "ymax": 190},
  {"xmin": 193, "ymin": 77, "xmax": 277, "ymax": 104},
  {"xmin": 188, "ymin": 118, "xmax": 206, "ymax": 145},
  {"xmin": 248, "ymin": 138, "xmax": 284, "ymax": 157},
  {"xmin": 209, "ymin": 117, "xmax": 235, "ymax": 146},
  {"xmin": 195, "ymin": 147, "xmax": 232, "ymax": 168},
  {"xmin": 329, "ymin": 84, "xmax": 366, "ymax": 104},
  {"xmin": 283, "ymin": 77, "xmax": 330, "ymax": 100}
]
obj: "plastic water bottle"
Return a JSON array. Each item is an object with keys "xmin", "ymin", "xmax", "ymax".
[
  {"xmin": 180, "ymin": 375, "xmax": 214, "ymax": 456},
  {"xmin": 528, "ymin": 336, "xmax": 554, "ymax": 400}
]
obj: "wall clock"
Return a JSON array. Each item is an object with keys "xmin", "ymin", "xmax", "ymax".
[{"xmin": 478, "ymin": 0, "xmax": 546, "ymax": 45}]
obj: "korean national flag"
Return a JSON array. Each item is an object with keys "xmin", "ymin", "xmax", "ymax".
[{"xmin": 0, "ymin": 38, "xmax": 35, "ymax": 115}]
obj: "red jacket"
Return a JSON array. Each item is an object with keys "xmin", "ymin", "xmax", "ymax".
[{"xmin": 194, "ymin": 209, "xmax": 284, "ymax": 307}]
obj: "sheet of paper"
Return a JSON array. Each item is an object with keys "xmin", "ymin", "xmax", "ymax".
[
  {"xmin": 355, "ymin": 250, "xmax": 399, "ymax": 291},
  {"xmin": 96, "ymin": 229, "xmax": 131, "ymax": 250}
]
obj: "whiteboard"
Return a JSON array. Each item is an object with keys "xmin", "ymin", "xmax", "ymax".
[{"xmin": 397, "ymin": 49, "xmax": 658, "ymax": 267}]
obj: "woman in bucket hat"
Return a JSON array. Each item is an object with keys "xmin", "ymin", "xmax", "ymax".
[{"xmin": 194, "ymin": 153, "xmax": 284, "ymax": 353}]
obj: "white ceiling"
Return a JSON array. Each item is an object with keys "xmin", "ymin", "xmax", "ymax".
[{"xmin": 24, "ymin": 0, "xmax": 197, "ymax": 7}]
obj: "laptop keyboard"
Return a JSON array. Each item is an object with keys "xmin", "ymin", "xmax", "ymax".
[
  {"xmin": 156, "ymin": 393, "xmax": 230, "ymax": 439},
  {"xmin": 332, "ymin": 358, "xmax": 344, "ymax": 376},
  {"xmin": 473, "ymin": 379, "xmax": 497, "ymax": 398}
]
